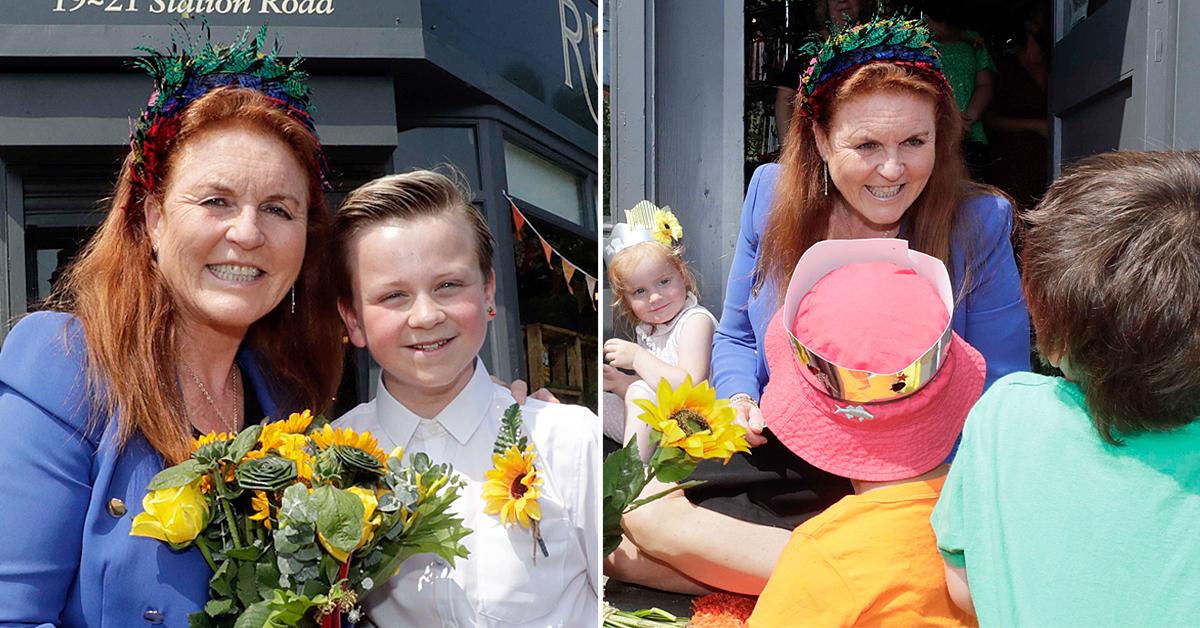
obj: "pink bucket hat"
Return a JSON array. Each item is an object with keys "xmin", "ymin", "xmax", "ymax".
[{"xmin": 760, "ymin": 239, "xmax": 986, "ymax": 481}]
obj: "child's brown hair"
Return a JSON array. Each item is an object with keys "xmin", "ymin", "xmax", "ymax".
[
  {"xmin": 1022, "ymin": 150, "xmax": 1200, "ymax": 444},
  {"xmin": 331, "ymin": 170, "xmax": 495, "ymax": 304}
]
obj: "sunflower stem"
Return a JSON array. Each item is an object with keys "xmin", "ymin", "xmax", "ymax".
[
  {"xmin": 194, "ymin": 536, "xmax": 218, "ymax": 572},
  {"xmin": 625, "ymin": 479, "xmax": 705, "ymax": 513},
  {"xmin": 213, "ymin": 472, "xmax": 243, "ymax": 549}
]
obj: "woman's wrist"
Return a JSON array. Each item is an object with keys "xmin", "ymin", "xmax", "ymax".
[{"xmin": 729, "ymin": 392, "xmax": 757, "ymax": 407}]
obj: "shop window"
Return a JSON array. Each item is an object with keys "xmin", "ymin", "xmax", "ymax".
[{"xmin": 503, "ymin": 141, "xmax": 585, "ymax": 225}]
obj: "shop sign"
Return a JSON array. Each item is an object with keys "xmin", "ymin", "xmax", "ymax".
[{"xmin": 52, "ymin": 0, "xmax": 333, "ymax": 15}]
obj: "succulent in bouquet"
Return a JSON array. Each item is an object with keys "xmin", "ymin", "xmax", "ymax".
[{"xmin": 130, "ymin": 410, "xmax": 471, "ymax": 627}]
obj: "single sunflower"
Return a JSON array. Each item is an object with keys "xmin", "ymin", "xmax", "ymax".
[
  {"xmin": 633, "ymin": 376, "xmax": 750, "ymax": 462},
  {"xmin": 481, "ymin": 445, "xmax": 543, "ymax": 528},
  {"xmin": 192, "ymin": 430, "xmax": 233, "ymax": 451},
  {"xmin": 652, "ymin": 207, "xmax": 683, "ymax": 246},
  {"xmin": 309, "ymin": 424, "xmax": 388, "ymax": 465}
]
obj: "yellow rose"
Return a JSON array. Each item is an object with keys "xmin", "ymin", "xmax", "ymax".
[
  {"xmin": 130, "ymin": 479, "xmax": 210, "ymax": 545},
  {"xmin": 347, "ymin": 486, "xmax": 382, "ymax": 551}
]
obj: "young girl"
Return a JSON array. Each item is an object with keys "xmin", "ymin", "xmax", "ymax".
[
  {"xmin": 603, "ymin": 203, "xmax": 717, "ymax": 461},
  {"xmin": 330, "ymin": 170, "xmax": 598, "ymax": 626}
]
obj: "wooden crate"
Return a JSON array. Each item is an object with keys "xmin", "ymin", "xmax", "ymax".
[{"xmin": 524, "ymin": 323, "xmax": 594, "ymax": 405}]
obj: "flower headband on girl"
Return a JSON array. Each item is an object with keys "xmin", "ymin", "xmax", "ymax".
[
  {"xmin": 129, "ymin": 22, "xmax": 328, "ymax": 192},
  {"xmin": 795, "ymin": 15, "xmax": 950, "ymax": 119},
  {"xmin": 603, "ymin": 201, "xmax": 683, "ymax": 264}
]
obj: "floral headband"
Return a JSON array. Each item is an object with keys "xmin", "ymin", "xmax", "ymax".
[
  {"xmin": 796, "ymin": 15, "xmax": 949, "ymax": 120},
  {"xmin": 603, "ymin": 201, "xmax": 683, "ymax": 264},
  {"xmin": 129, "ymin": 23, "xmax": 328, "ymax": 193}
]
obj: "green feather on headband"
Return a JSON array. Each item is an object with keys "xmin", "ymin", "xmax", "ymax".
[{"xmin": 128, "ymin": 20, "xmax": 322, "ymax": 191}]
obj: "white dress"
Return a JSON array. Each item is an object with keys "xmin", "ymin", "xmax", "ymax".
[
  {"xmin": 335, "ymin": 360, "xmax": 599, "ymax": 627},
  {"xmin": 603, "ymin": 293, "xmax": 719, "ymax": 441}
]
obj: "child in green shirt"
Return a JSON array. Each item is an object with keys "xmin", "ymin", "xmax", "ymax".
[{"xmin": 932, "ymin": 151, "xmax": 1200, "ymax": 625}]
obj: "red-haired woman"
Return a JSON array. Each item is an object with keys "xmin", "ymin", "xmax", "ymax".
[
  {"xmin": 619, "ymin": 16, "xmax": 1029, "ymax": 595},
  {"xmin": 0, "ymin": 33, "xmax": 343, "ymax": 625}
]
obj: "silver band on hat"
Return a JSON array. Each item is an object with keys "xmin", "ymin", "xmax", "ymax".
[{"xmin": 781, "ymin": 238, "xmax": 956, "ymax": 404}]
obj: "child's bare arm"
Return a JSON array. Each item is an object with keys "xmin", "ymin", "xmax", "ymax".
[
  {"xmin": 621, "ymin": 477, "xmax": 788, "ymax": 595},
  {"xmin": 944, "ymin": 562, "xmax": 976, "ymax": 616},
  {"xmin": 605, "ymin": 316, "xmax": 715, "ymax": 389}
]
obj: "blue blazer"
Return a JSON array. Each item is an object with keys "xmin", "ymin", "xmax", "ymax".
[
  {"xmin": 712, "ymin": 163, "xmax": 1031, "ymax": 400},
  {"xmin": 0, "ymin": 311, "xmax": 284, "ymax": 627}
]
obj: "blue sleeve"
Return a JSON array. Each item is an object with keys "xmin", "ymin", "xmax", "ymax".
[
  {"xmin": 711, "ymin": 165, "xmax": 771, "ymax": 400},
  {"xmin": 0, "ymin": 313, "xmax": 98, "ymax": 626},
  {"xmin": 962, "ymin": 194, "xmax": 1031, "ymax": 387}
]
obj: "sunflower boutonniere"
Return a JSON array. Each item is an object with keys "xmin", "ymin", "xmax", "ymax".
[{"xmin": 482, "ymin": 404, "xmax": 549, "ymax": 561}]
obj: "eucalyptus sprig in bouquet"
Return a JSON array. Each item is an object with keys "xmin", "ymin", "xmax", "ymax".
[{"xmin": 131, "ymin": 410, "xmax": 471, "ymax": 627}]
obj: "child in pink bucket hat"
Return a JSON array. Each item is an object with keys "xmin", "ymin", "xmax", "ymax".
[{"xmin": 749, "ymin": 238, "xmax": 983, "ymax": 627}]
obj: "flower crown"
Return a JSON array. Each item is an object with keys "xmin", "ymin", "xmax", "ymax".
[
  {"xmin": 795, "ymin": 15, "xmax": 948, "ymax": 119},
  {"xmin": 603, "ymin": 201, "xmax": 683, "ymax": 264},
  {"xmin": 129, "ymin": 22, "xmax": 327, "ymax": 192}
]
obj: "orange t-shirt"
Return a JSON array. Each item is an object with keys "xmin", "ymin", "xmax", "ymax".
[{"xmin": 748, "ymin": 476, "xmax": 976, "ymax": 627}]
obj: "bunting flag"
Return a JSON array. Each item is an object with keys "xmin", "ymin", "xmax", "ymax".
[
  {"xmin": 511, "ymin": 203, "xmax": 526, "ymax": 239},
  {"xmin": 562, "ymin": 260, "xmax": 577, "ymax": 294},
  {"xmin": 585, "ymin": 275, "xmax": 597, "ymax": 310},
  {"xmin": 505, "ymin": 193, "xmax": 600, "ymax": 307}
]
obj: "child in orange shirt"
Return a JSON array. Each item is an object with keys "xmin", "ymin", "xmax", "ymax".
[{"xmin": 747, "ymin": 239, "xmax": 983, "ymax": 627}]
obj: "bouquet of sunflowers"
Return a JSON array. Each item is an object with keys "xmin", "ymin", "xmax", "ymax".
[
  {"xmin": 602, "ymin": 377, "xmax": 750, "ymax": 556},
  {"xmin": 131, "ymin": 410, "xmax": 470, "ymax": 627}
]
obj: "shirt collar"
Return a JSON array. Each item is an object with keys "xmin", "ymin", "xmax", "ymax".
[{"xmin": 371, "ymin": 358, "xmax": 496, "ymax": 448}]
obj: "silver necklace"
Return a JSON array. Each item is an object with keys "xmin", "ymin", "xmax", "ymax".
[{"xmin": 181, "ymin": 361, "xmax": 241, "ymax": 433}]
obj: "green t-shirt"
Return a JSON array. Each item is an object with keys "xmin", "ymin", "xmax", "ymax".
[
  {"xmin": 932, "ymin": 372, "xmax": 1200, "ymax": 626},
  {"xmin": 933, "ymin": 32, "xmax": 994, "ymax": 144}
]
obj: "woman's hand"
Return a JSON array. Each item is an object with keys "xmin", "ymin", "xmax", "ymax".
[
  {"xmin": 603, "ymin": 364, "xmax": 638, "ymax": 398},
  {"xmin": 603, "ymin": 338, "xmax": 644, "ymax": 370},
  {"xmin": 492, "ymin": 376, "xmax": 560, "ymax": 404},
  {"xmin": 731, "ymin": 395, "xmax": 768, "ymax": 447}
]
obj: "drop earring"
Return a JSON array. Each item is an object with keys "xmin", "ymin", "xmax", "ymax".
[
  {"xmin": 290, "ymin": 285, "xmax": 296, "ymax": 315},
  {"xmin": 823, "ymin": 161, "xmax": 829, "ymax": 196}
]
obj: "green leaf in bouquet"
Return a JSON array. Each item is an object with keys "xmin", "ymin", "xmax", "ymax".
[
  {"xmin": 255, "ymin": 557, "xmax": 281, "ymax": 593},
  {"xmin": 226, "ymin": 424, "xmax": 264, "ymax": 463},
  {"xmin": 204, "ymin": 597, "xmax": 233, "ymax": 617},
  {"xmin": 236, "ymin": 456, "xmax": 298, "ymax": 492},
  {"xmin": 302, "ymin": 576, "xmax": 329, "ymax": 600},
  {"xmin": 224, "ymin": 545, "xmax": 264, "ymax": 561},
  {"xmin": 209, "ymin": 559, "xmax": 234, "ymax": 598},
  {"xmin": 187, "ymin": 612, "xmax": 219, "ymax": 628},
  {"xmin": 277, "ymin": 484, "xmax": 317, "ymax": 527},
  {"xmin": 232, "ymin": 589, "xmax": 320, "ymax": 628},
  {"xmin": 146, "ymin": 458, "xmax": 208, "ymax": 490},
  {"xmin": 602, "ymin": 439, "xmax": 649, "ymax": 556},
  {"xmin": 194, "ymin": 439, "xmax": 233, "ymax": 467},
  {"xmin": 411, "ymin": 451, "xmax": 432, "ymax": 474},
  {"xmin": 236, "ymin": 559, "xmax": 259, "ymax": 608},
  {"xmin": 649, "ymin": 446, "xmax": 698, "ymax": 484},
  {"xmin": 375, "ymin": 490, "xmax": 401, "ymax": 514},
  {"xmin": 312, "ymin": 485, "xmax": 364, "ymax": 555}
]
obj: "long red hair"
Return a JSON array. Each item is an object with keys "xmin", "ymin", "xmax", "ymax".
[
  {"xmin": 47, "ymin": 87, "xmax": 344, "ymax": 464},
  {"xmin": 756, "ymin": 63, "xmax": 974, "ymax": 300}
]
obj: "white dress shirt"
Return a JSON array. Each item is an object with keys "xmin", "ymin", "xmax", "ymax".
[{"xmin": 334, "ymin": 360, "xmax": 599, "ymax": 627}]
